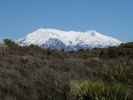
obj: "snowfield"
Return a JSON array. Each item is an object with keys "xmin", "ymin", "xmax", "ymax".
[{"xmin": 20, "ymin": 28, "xmax": 122, "ymax": 51}]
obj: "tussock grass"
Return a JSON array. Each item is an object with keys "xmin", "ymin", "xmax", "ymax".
[{"xmin": 70, "ymin": 80, "xmax": 129, "ymax": 100}]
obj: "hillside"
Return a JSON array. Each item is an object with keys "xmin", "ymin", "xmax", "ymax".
[{"xmin": 0, "ymin": 40, "xmax": 133, "ymax": 100}]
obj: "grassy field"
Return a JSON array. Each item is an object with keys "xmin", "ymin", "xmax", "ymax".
[{"xmin": 0, "ymin": 40, "xmax": 132, "ymax": 100}]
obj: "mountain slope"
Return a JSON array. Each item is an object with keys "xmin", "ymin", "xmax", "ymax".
[{"xmin": 20, "ymin": 28, "xmax": 122, "ymax": 50}]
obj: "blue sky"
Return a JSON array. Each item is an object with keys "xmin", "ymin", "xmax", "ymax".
[{"xmin": 0, "ymin": 0, "xmax": 133, "ymax": 42}]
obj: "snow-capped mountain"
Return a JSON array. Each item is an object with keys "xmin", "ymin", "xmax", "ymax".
[{"xmin": 20, "ymin": 28, "xmax": 122, "ymax": 51}]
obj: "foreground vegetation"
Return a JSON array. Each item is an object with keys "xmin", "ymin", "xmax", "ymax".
[{"xmin": 0, "ymin": 39, "xmax": 132, "ymax": 100}]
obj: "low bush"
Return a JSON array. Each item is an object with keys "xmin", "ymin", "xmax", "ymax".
[{"xmin": 70, "ymin": 80, "xmax": 129, "ymax": 100}]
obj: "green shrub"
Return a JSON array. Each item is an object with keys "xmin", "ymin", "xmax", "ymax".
[
  {"xmin": 3, "ymin": 39, "xmax": 18, "ymax": 48},
  {"xmin": 70, "ymin": 80, "xmax": 129, "ymax": 100}
]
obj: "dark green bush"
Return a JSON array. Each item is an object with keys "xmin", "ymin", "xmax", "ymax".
[{"xmin": 3, "ymin": 39, "xmax": 18, "ymax": 48}]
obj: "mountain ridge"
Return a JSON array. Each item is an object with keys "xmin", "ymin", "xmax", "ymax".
[{"xmin": 20, "ymin": 28, "xmax": 122, "ymax": 51}]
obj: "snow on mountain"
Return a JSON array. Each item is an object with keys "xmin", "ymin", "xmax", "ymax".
[{"xmin": 20, "ymin": 28, "xmax": 122, "ymax": 51}]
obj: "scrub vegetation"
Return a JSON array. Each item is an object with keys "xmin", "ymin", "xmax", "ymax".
[{"xmin": 0, "ymin": 39, "xmax": 132, "ymax": 100}]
